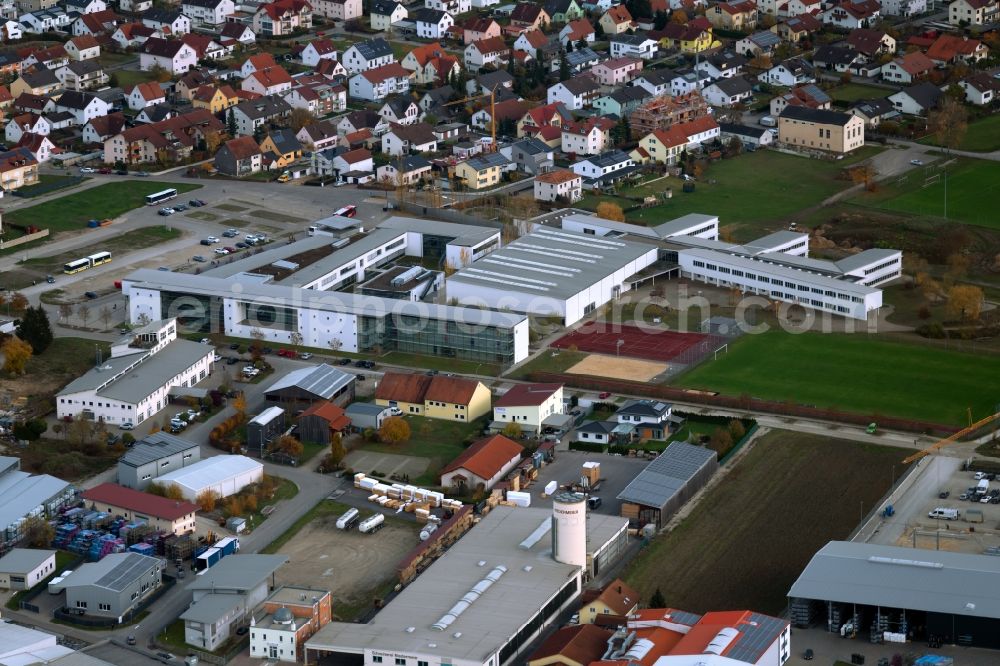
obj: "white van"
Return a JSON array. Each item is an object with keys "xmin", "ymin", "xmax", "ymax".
[
  {"xmin": 760, "ymin": 116, "xmax": 777, "ymax": 127},
  {"xmin": 928, "ymin": 507, "xmax": 959, "ymax": 520}
]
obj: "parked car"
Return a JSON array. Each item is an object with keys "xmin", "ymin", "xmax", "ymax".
[
  {"xmin": 226, "ymin": 357, "xmax": 238, "ymax": 365},
  {"xmin": 587, "ymin": 496, "xmax": 602, "ymax": 509},
  {"xmin": 224, "ymin": 246, "xmax": 237, "ymax": 253},
  {"xmin": 299, "ymin": 352, "xmax": 313, "ymax": 360},
  {"xmin": 200, "ymin": 239, "xmax": 212, "ymax": 246},
  {"xmin": 189, "ymin": 199, "xmax": 206, "ymax": 207},
  {"xmin": 134, "ymin": 171, "xmax": 150, "ymax": 177},
  {"xmin": 119, "ymin": 421, "xmax": 134, "ymax": 430},
  {"xmin": 262, "ymin": 347, "xmax": 274, "ymax": 355},
  {"xmin": 84, "ymin": 291, "xmax": 98, "ymax": 299},
  {"xmin": 277, "ymin": 349, "xmax": 296, "ymax": 358},
  {"xmin": 910, "ymin": 159, "xmax": 924, "ymax": 166},
  {"xmin": 174, "ymin": 204, "xmax": 188, "ymax": 211},
  {"xmin": 229, "ymin": 343, "xmax": 240, "ymax": 350},
  {"xmin": 803, "ymin": 649, "xmax": 813, "ymax": 661},
  {"xmin": 598, "ymin": 391, "xmax": 611, "ymax": 399},
  {"xmin": 158, "ymin": 209, "xmax": 173, "ymax": 216},
  {"xmin": 337, "ymin": 358, "xmax": 351, "ymax": 365},
  {"xmin": 45, "ymin": 275, "xmax": 55, "ymax": 283},
  {"xmin": 214, "ymin": 248, "xmax": 229, "ymax": 255},
  {"xmin": 115, "ymin": 169, "xmax": 128, "ymax": 175},
  {"xmin": 235, "ymin": 242, "xmax": 248, "ymax": 249},
  {"xmin": 206, "ymin": 235, "xmax": 219, "ymax": 243},
  {"xmin": 939, "ymin": 490, "xmax": 950, "ymax": 499},
  {"xmin": 79, "ymin": 166, "xmax": 95, "ymax": 173},
  {"xmin": 222, "ymin": 228, "xmax": 238, "ymax": 237},
  {"xmin": 192, "ymin": 255, "xmax": 206, "ymax": 263}
]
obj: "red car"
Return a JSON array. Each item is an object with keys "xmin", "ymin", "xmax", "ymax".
[
  {"xmin": 99, "ymin": 167, "xmax": 112, "ymax": 174},
  {"xmin": 277, "ymin": 349, "xmax": 296, "ymax": 358},
  {"xmin": 224, "ymin": 246, "xmax": 237, "ymax": 253},
  {"xmin": 599, "ymin": 391, "xmax": 611, "ymax": 399}
]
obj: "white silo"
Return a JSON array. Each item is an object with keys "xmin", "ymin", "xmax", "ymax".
[{"xmin": 552, "ymin": 491, "xmax": 587, "ymax": 567}]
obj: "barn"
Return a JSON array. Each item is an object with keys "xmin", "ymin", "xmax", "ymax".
[
  {"xmin": 789, "ymin": 541, "xmax": 1000, "ymax": 650},
  {"xmin": 439, "ymin": 435, "xmax": 525, "ymax": 493},
  {"xmin": 155, "ymin": 455, "xmax": 263, "ymax": 501},
  {"xmin": 616, "ymin": 441, "xmax": 717, "ymax": 528},
  {"xmin": 264, "ymin": 364, "xmax": 355, "ymax": 407}
]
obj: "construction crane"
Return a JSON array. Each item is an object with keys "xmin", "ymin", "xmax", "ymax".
[
  {"xmin": 441, "ymin": 88, "xmax": 497, "ymax": 152},
  {"xmin": 901, "ymin": 410, "xmax": 1000, "ymax": 465}
]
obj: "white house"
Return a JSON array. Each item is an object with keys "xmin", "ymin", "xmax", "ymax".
[
  {"xmin": 880, "ymin": 0, "xmax": 925, "ymax": 15},
  {"xmin": 142, "ymin": 10, "xmax": 191, "ymax": 35},
  {"xmin": 959, "ymin": 73, "xmax": 998, "ymax": 106},
  {"xmin": 381, "ymin": 122, "xmax": 438, "ymax": 156},
  {"xmin": 342, "ymin": 37, "xmax": 395, "ymax": 74},
  {"xmin": 464, "ymin": 36, "xmax": 508, "ymax": 72},
  {"xmin": 615, "ymin": 399, "xmax": 672, "ymax": 438},
  {"xmin": 140, "ymin": 38, "xmax": 198, "ymax": 75},
  {"xmin": 763, "ymin": 58, "xmax": 814, "ymax": 87},
  {"xmin": 5, "ymin": 115, "xmax": 49, "ymax": 144},
  {"xmin": 65, "ymin": 36, "xmax": 101, "ymax": 61},
  {"xmin": 313, "ymin": 0, "xmax": 363, "ymax": 21},
  {"xmin": 181, "ymin": 0, "xmax": 235, "ymax": 27},
  {"xmin": 425, "ymin": 0, "xmax": 470, "ymax": 13},
  {"xmin": 46, "ymin": 90, "xmax": 109, "ymax": 125},
  {"xmin": 560, "ymin": 117, "xmax": 613, "ymax": 155},
  {"xmin": 439, "ymin": 434, "xmax": 523, "ymax": 491},
  {"xmin": 546, "ymin": 77, "xmax": 600, "ymax": 110},
  {"xmin": 492, "ymin": 383, "xmax": 564, "ymax": 435},
  {"xmin": 609, "ymin": 34, "xmax": 659, "ymax": 59},
  {"xmin": 348, "ymin": 63, "xmax": 410, "ymax": 102},
  {"xmin": 413, "ymin": 7, "xmax": 453, "ymax": 39},
  {"xmin": 128, "ymin": 81, "xmax": 166, "ymax": 110},
  {"xmin": 534, "ymin": 169, "xmax": 582, "ymax": 203},
  {"xmin": 300, "ymin": 39, "xmax": 338, "ymax": 67},
  {"xmin": 0, "ymin": 549, "xmax": 56, "ymax": 591},
  {"xmin": 571, "ymin": 150, "xmax": 633, "ymax": 183},
  {"xmin": 371, "ymin": 0, "xmax": 407, "ymax": 31},
  {"xmin": 56, "ymin": 319, "xmax": 214, "ymax": 426},
  {"xmin": 702, "ymin": 76, "xmax": 752, "ymax": 107}
]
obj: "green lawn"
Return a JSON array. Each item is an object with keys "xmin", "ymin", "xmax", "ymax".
[
  {"xmin": 828, "ymin": 83, "xmax": 891, "ymax": 103},
  {"xmin": 506, "ymin": 350, "xmax": 588, "ymax": 380},
  {"xmin": 379, "ymin": 351, "xmax": 501, "ymax": 376},
  {"xmin": 919, "ymin": 114, "xmax": 1000, "ymax": 153},
  {"xmin": 851, "ymin": 157, "xmax": 1000, "ymax": 230},
  {"xmin": 112, "ymin": 69, "xmax": 159, "ymax": 88},
  {"xmin": 362, "ymin": 415, "xmax": 484, "ymax": 463},
  {"xmin": 582, "ymin": 149, "xmax": 882, "ymax": 240},
  {"xmin": 20, "ymin": 227, "xmax": 180, "ymax": 274},
  {"xmin": 677, "ymin": 331, "xmax": 994, "ymax": 426},
  {"xmin": 13, "ymin": 174, "xmax": 85, "ymax": 198},
  {"xmin": 7, "ymin": 181, "xmax": 201, "ymax": 234}
]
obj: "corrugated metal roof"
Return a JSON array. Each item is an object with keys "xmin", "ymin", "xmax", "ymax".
[
  {"xmin": 155, "ymin": 455, "xmax": 262, "ymax": 494},
  {"xmin": 61, "ymin": 552, "xmax": 159, "ymax": 592},
  {"xmin": 617, "ymin": 441, "xmax": 716, "ymax": 509},
  {"xmin": 119, "ymin": 432, "xmax": 198, "ymax": 468},
  {"xmin": 264, "ymin": 364, "xmax": 353, "ymax": 400},
  {"xmin": 789, "ymin": 541, "xmax": 1000, "ymax": 619}
]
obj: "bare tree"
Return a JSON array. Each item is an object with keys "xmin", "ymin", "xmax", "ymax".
[
  {"xmin": 929, "ymin": 97, "xmax": 968, "ymax": 153},
  {"xmin": 99, "ymin": 305, "xmax": 113, "ymax": 330},
  {"xmin": 77, "ymin": 304, "xmax": 91, "ymax": 328},
  {"xmin": 58, "ymin": 303, "xmax": 72, "ymax": 324},
  {"xmin": 289, "ymin": 330, "xmax": 304, "ymax": 347}
]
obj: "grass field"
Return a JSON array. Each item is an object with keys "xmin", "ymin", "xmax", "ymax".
[
  {"xmin": 582, "ymin": 149, "xmax": 881, "ymax": 240},
  {"xmin": 919, "ymin": 114, "xmax": 1000, "ymax": 153},
  {"xmin": 624, "ymin": 430, "xmax": 909, "ymax": 614},
  {"xmin": 677, "ymin": 331, "xmax": 992, "ymax": 426},
  {"xmin": 7, "ymin": 181, "xmax": 201, "ymax": 234},
  {"xmin": 379, "ymin": 351, "xmax": 501, "ymax": 376},
  {"xmin": 828, "ymin": 83, "xmax": 890, "ymax": 103},
  {"xmin": 20, "ymin": 227, "xmax": 180, "ymax": 275},
  {"xmin": 851, "ymin": 157, "xmax": 1000, "ymax": 229},
  {"xmin": 361, "ymin": 415, "xmax": 483, "ymax": 463},
  {"xmin": 24, "ymin": 337, "xmax": 109, "ymax": 384},
  {"xmin": 506, "ymin": 350, "xmax": 588, "ymax": 380}
]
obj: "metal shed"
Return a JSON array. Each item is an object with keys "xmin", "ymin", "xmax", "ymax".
[
  {"xmin": 616, "ymin": 441, "xmax": 717, "ymax": 528},
  {"xmin": 246, "ymin": 407, "xmax": 285, "ymax": 457},
  {"xmin": 263, "ymin": 364, "xmax": 355, "ymax": 407}
]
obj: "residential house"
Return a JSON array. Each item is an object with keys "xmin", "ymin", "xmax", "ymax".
[
  {"xmin": 249, "ymin": 587, "xmax": 333, "ymax": 663},
  {"xmin": 846, "ymin": 28, "xmax": 896, "ymax": 60},
  {"xmin": 925, "ymin": 33, "xmax": 988, "ymax": 65},
  {"xmin": 544, "ymin": 0, "xmax": 584, "ymax": 22},
  {"xmin": 258, "ymin": 128, "xmax": 302, "ymax": 170},
  {"xmin": 559, "ymin": 17, "xmax": 594, "ymax": 46},
  {"xmin": 23, "ymin": 45, "xmax": 69, "ymax": 71},
  {"xmin": 463, "ymin": 17, "xmax": 501, "ymax": 44},
  {"xmin": 570, "ymin": 149, "xmax": 635, "ymax": 188},
  {"xmin": 230, "ymin": 96, "xmax": 291, "ymax": 136},
  {"xmin": 562, "ymin": 47, "xmax": 601, "ymax": 74},
  {"xmin": 284, "ymin": 77, "xmax": 347, "ymax": 115},
  {"xmin": 252, "ymin": 0, "xmax": 312, "ymax": 37},
  {"xmin": 533, "ymin": 168, "xmax": 581, "ymax": 202},
  {"xmin": 702, "ymin": 76, "xmax": 752, "ymax": 107},
  {"xmin": 516, "ymin": 101, "xmax": 571, "ymax": 137},
  {"xmin": 221, "ymin": 22, "xmax": 256, "ymax": 44},
  {"xmin": 181, "ymin": 0, "xmax": 234, "ymax": 28},
  {"xmin": 5, "ymin": 114, "xmax": 49, "ymax": 144},
  {"xmin": 736, "ymin": 30, "xmax": 780, "ymax": 57},
  {"xmin": 881, "ymin": 51, "xmax": 933, "ymax": 84},
  {"xmin": 426, "ymin": 0, "xmax": 470, "ymax": 13},
  {"xmin": 348, "ymin": 63, "xmax": 409, "ymax": 102},
  {"xmin": 547, "ymin": 76, "xmax": 600, "ymax": 110},
  {"xmin": 440, "ymin": 435, "xmax": 523, "ymax": 492},
  {"xmin": 241, "ymin": 53, "xmax": 278, "ymax": 77},
  {"xmin": 0, "ymin": 21, "xmax": 22, "ymax": 41},
  {"xmin": 888, "ymin": 81, "xmax": 942, "ymax": 115},
  {"xmin": 707, "ymin": 0, "xmax": 758, "ymax": 31},
  {"xmin": 615, "ymin": 399, "xmax": 673, "ymax": 440},
  {"xmin": 455, "ymin": 154, "xmax": 504, "ymax": 189},
  {"xmin": 413, "ymin": 7, "xmax": 453, "ymax": 39},
  {"xmin": 599, "ymin": 4, "xmax": 634, "ymax": 34},
  {"xmin": 881, "ymin": 0, "xmax": 925, "ymax": 15},
  {"xmin": 54, "ymin": 60, "xmax": 108, "ymax": 91},
  {"xmin": 812, "ymin": 44, "xmax": 862, "ymax": 72},
  {"xmin": 142, "ymin": 9, "xmax": 191, "ymax": 36},
  {"xmin": 513, "ymin": 29, "xmax": 559, "ymax": 59},
  {"xmin": 19, "ymin": 133, "xmax": 60, "ymax": 164},
  {"xmin": 313, "ymin": 0, "xmax": 362, "ymax": 21},
  {"xmin": 10, "ymin": 68, "xmax": 59, "ymax": 97},
  {"xmin": 948, "ymin": 0, "xmax": 998, "ymax": 26},
  {"xmin": 342, "ymin": 38, "xmax": 395, "ymax": 74},
  {"xmin": 769, "ymin": 82, "xmax": 831, "ymax": 116},
  {"xmin": 82, "ymin": 112, "xmax": 125, "ymax": 144},
  {"xmin": 65, "ymin": 35, "xmax": 100, "ymax": 61},
  {"xmin": 20, "ymin": 9, "xmax": 73, "ymax": 34},
  {"xmin": 848, "ymin": 97, "xmax": 894, "ymax": 127},
  {"xmin": 591, "ymin": 56, "xmax": 642, "ymax": 87},
  {"xmin": 763, "ymin": 58, "xmax": 814, "ymax": 87},
  {"xmin": 382, "ymin": 121, "xmax": 437, "ymax": 155},
  {"xmin": 628, "ymin": 90, "xmax": 710, "ymax": 135},
  {"xmin": 0, "ymin": 147, "xmax": 38, "ymax": 190},
  {"xmin": 720, "ymin": 122, "xmax": 774, "ymax": 149},
  {"xmin": 48, "ymin": 89, "xmax": 108, "ymax": 124},
  {"xmin": 296, "ymin": 120, "xmax": 339, "ymax": 151},
  {"xmin": 471, "ymin": 97, "xmax": 527, "ymax": 132},
  {"xmin": 242, "ymin": 66, "xmax": 293, "ymax": 96},
  {"xmin": 182, "ymin": 33, "xmax": 228, "ymax": 61},
  {"xmin": 128, "ymin": 81, "xmax": 166, "ymax": 111},
  {"xmin": 560, "ymin": 116, "xmax": 613, "ymax": 155},
  {"xmin": 374, "ymin": 372, "xmax": 492, "ymax": 421},
  {"xmin": 112, "ymin": 22, "xmax": 157, "ymax": 49},
  {"xmin": 778, "ymin": 106, "xmax": 865, "ymax": 153},
  {"xmin": 300, "ymin": 39, "xmax": 338, "ymax": 68},
  {"xmin": 314, "ymin": 146, "xmax": 373, "ymax": 180},
  {"xmin": 822, "ymin": 0, "xmax": 880, "ymax": 29},
  {"xmin": 594, "ymin": 86, "xmax": 650, "ymax": 119},
  {"xmin": 214, "ymin": 135, "xmax": 262, "ymax": 175},
  {"xmin": 574, "ymin": 420, "xmax": 617, "ymax": 444},
  {"xmin": 464, "ymin": 36, "xmax": 509, "ymax": 71},
  {"xmin": 509, "ymin": 2, "xmax": 550, "ymax": 32},
  {"xmin": 65, "ymin": 0, "xmax": 107, "ymax": 14},
  {"xmin": 376, "ymin": 153, "xmax": 432, "ymax": 184},
  {"xmin": 191, "ymin": 84, "xmax": 238, "ymax": 113},
  {"xmin": 610, "ymin": 34, "xmax": 659, "ymax": 60},
  {"xmin": 378, "ymin": 97, "xmax": 419, "ymax": 127},
  {"xmin": 959, "ymin": 72, "xmax": 999, "ymax": 105},
  {"xmin": 696, "ymin": 51, "xmax": 746, "ymax": 80},
  {"xmin": 403, "ymin": 42, "xmax": 458, "ymax": 85},
  {"xmin": 652, "ymin": 19, "xmax": 717, "ymax": 55},
  {"xmin": 468, "ymin": 69, "xmax": 516, "ymax": 96},
  {"xmin": 371, "ymin": 0, "xmax": 407, "ymax": 30},
  {"xmin": 140, "ymin": 38, "xmax": 198, "ymax": 75},
  {"xmin": 338, "ymin": 109, "xmax": 388, "ymax": 137},
  {"xmin": 774, "ymin": 14, "xmax": 822, "ymax": 43},
  {"xmin": 103, "ymin": 108, "xmax": 223, "ymax": 163}
]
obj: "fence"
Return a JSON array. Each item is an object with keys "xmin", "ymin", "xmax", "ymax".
[
  {"xmin": 0, "ymin": 228, "xmax": 49, "ymax": 250},
  {"xmin": 17, "ymin": 552, "xmax": 85, "ymax": 612},
  {"xmin": 525, "ymin": 371, "xmax": 958, "ymax": 437},
  {"xmin": 54, "ymin": 576, "xmax": 175, "ymax": 628}
]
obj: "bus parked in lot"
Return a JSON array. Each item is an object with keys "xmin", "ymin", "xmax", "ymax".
[
  {"xmin": 334, "ymin": 205, "xmax": 357, "ymax": 218},
  {"xmin": 145, "ymin": 188, "xmax": 177, "ymax": 206}
]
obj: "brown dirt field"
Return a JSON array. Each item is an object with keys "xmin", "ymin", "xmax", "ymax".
[
  {"xmin": 567, "ymin": 354, "xmax": 668, "ymax": 382},
  {"xmin": 624, "ymin": 430, "xmax": 910, "ymax": 615},
  {"xmin": 273, "ymin": 510, "xmax": 419, "ymax": 619}
]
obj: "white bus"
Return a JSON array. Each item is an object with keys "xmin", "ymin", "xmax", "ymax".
[
  {"xmin": 63, "ymin": 258, "xmax": 91, "ymax": 274},
  {"xmin": 145, "ymin": 188, "xmax": 178, "ymax": 206},
  {"xmin": 87, "ymin": 251, "xmax": 112, "ymax": 267},
  {"xmin": 334, "ymin": 205, "xmax": 357, "ymax": 218}
]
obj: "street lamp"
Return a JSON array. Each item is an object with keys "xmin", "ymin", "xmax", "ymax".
[{"xmin": 616, "ymin": 339, "xmax": 624, "ymax": 357}]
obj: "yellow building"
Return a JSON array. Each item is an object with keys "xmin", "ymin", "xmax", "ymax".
[
  {"xmin": 259, "ymin": 129, "xmax": 303, "ymax": 169},
  {"xmin": 455, "ymin": 156, "xmax": 501, "ymax": 190},
  {"xmin": 192, "ymin": 85, "xmax": 239, "ymax": 114},
  {"xmin": 599, "ymin": 5, "xmax": 634, "ymax": 35},
  {"xmin": 656, "ymin": 21, "xmax": 719, "ymax": 55},
  {"xmin": 633, "ymin": 127, "xmax": 686, "ymax": 165},
  {"xmin": 579, "ymin": 579, "xmax": 640, "ymax": 624},
  {"xmin": 778, "ymin": 107, "xmax": 865, "ymax": 154},
  {"xmin": 375, "ymin": 372, "xmax": 492, "ymax": 422},
  {"xmin": 0, "ymin": 147, "xmax": 39, "ymax": 191}
]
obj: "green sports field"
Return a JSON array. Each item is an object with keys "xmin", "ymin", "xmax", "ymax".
[
  {"xmin": 677, "ymin": 331, "xmax": 994, "ymax": 426},
  {"xmin": 853, "ymin": 158, "xmax": 1000, "ymax": 230}
]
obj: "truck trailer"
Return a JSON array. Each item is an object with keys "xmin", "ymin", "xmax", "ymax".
[
  {"xmin": 336, "ymin": 508, "xmax": 360, "ymax": 530},
  {"xmin": 358, "ymin": 514, "xmax": 385, "ymax": 534}
]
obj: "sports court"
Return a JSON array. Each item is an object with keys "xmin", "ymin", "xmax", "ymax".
[
  {"xmin": 567, "ymin": 355, "xmax": 668, "ymax": 382},
  {"xmin": 551, "ymin": 324, "xmax": 718, "ymax": 363}
]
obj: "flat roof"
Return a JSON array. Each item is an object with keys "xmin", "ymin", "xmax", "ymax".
[
  {"xmin": 789, "ymin": 541, "xmax": 1000, "ymax": 620},
  {"xmin": 276, "ymin": 228, "xmax": 407, "ymax": 287},
  {"xmin": 448, "ymin": 227, "xmax": 657, "ymax": 301},
  {"xmin": 124, "ymin": 269, "xmax": 528, "ymax": 329},
  {"xmin": 835, "ymin": 248, "xmax": 901, "ymax": 274},
  {"xmin": 652, "ymin": 214, "xmax": 720, "ymax": 238},
  {"xmin": 249, "ymin": 406, "xmax": 284, "ymax": 426},
  {"xmin": 188, "ymin": 554, "xmax": 289, "ymax": 592},
  {"xmin": 58, "ymin": 340, "xmax": 211, "ymax": 404},
  {"xmin": 61, "ymin": 552, "xmax": 159, "ymax": 592},
  {"xmin": 264, "ymin": 364, "xmax": 354, "ymax": 399},
  {"xmin": 617, "ymin": 441, "xmax": 716, "ymax": 509},
  {"xmin": 0, "ymin": 471, "xmax": 71, "ymax": 534},
  {"xmin": 739, "ymin": 230, "xmax": 807, "ymax": 254},
  {"xmin": 119, "ymin": 432, "xmax": 198, "ymax": 468},
  {"xmin": 378, "ymin": 216, "xmax": 501, "ymax": 246},
  {"xmin": 308, "ymin": 506, "xmax": 626, "ymax": 662},
  {"xmin": 155, "ymin": 455, "xmax": 262, "ymax": 491},
  {"xmin": 180, "ymin": 592, "xmax": 245, "ymax": 624},
  {"xmin": 0, "ymin": 548, "xmax": 56, "ymax": 574}
]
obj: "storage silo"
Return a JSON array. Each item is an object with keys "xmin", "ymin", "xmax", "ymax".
[{"xmin": 552, "ymin": 492, "xmax": 587, "ymax": 567}]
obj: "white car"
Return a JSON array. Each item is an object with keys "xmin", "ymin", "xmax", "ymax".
[
  {"xmin": 160, "ymin": 207, "xmax": 175, "ymax": 214},
  {"xmin": 119, "ymin": 421, "xmax": 134, "ymax": 430},
  {"xmin": 212, "ymin": 353, "xmax": 222, "ymax": 362},
  {"xmin": 79, "ymin": 167, "xmax": 96, "ymax": 173},
  {"xmin": 206, "ymin": 235, "xmax": 219, "ymax": 243},
  {"xmin": 910, "ymin": 159, "xmax": 924, "ymax": 166},
  {"xmin": 214, "ymin": 248, "xmax": 229, "ymax": 255},
  {"xmin": 389, "ymin": 407, "xmax": 403, "ymax": 416}
]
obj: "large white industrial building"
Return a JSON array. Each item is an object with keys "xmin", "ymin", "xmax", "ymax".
[
  {"xmin": 154, "ymin": 455, "xmax": 263, "ymax": 501},
  {"xmin": 306, "ymin": 494, "xmax": 628, "ymax": 666},
  {"xmin": 56, "ymin": 319, "xmax": 214, "ymax": 425},
  {"xmin": 446, "ymin": 227, "xmax": 659, "ymax": 326}
]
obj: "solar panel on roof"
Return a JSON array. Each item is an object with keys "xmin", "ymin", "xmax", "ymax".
[{"xmin": 94, "ymin": 554, "xmax": 154, "ymax": 591}]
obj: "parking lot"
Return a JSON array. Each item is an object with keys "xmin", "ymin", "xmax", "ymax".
[{"xmin": 529, "ymin": 450, "xmax": 650, "ymax": 518}]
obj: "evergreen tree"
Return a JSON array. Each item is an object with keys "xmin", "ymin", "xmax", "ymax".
[
  {"xmin": 16, "ymin": 306, "xmax": 52, "ymax": 355},
  {"xmin": 566, "ymin": 39, "xmax": 574, "ymax": 52},
  {"xmin": 653, "ymin": 9, "xmax": 668, "ymax": 29},
  {"xmin": 594, "ymin": 19, "xmax": 605, "ymax": 38},
  {"xmin": 226, "ymin": 108, "xmax": 237, "ymax": 136},
  {"xmin": 649, "ymin": 587, "xmax": 666, "ymax": 608},
  {"xmin": 559, "ymin": 52, "xmax": 570, "ymax": 81}
]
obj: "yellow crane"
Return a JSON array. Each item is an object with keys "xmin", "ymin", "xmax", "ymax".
[
  {"xmin": 902, "ymin": 410, "xmax": 1000, "ymax": 464},
  {"xmin": 441, "ymin": 88, "xmax": 497, "ymax": 152}
]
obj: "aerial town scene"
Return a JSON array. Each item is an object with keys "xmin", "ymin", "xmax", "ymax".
[{"xmin": 0, "ymin": 0, "xmax": 997, "ymax": 662}]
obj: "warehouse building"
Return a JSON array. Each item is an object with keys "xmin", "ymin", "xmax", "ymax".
[
  {"xmin": 617, "ymin": 441, "xmax": 718, "ymax": 528},
  {"xmin": 439, "ymin": 434, "xmax": 525, "ymax": 493},
  {"xmin": 560, "ymin": 212, "xmax": 720, "ymax": 242},
  {"xmin": 306, "ymin": 500, "xmax": 629, "ymax": 666},
  {"xmin": 116, "ymin": 432, "xmax": 200, "ymax": 490},
  {"xmin": 0, "ymin": 548, "xmax": 56, "ymax": 591},
  {"xmin": 789, "ymin": 541, "xmax": 1000, "ymax": 650},
  {"xmin": 59, "ymin": 552, "xmax": 162, "ymax": 619},
  {"xmin": 0, "ymin": 456, "xmax": 75, "ymax": 554},
  {"xmin": 154, "ymin": 455, "xmax": 263, "ymax": 502},
  {"xmin": 247, "ymin": 407, "xmax": 286, "ymax": 457},
  {"xmin": 447, "ymin": 227, "xmax": 659, "ymax": 326},
  {"xmin": 376, "ymin": 216, "xmax": 501, "ymax": 269},
  {"xmin": 264, "ymin": 364, "xmax": 355, "ymax": 407},
  {"xmin": 81, "ymin": 483, "xmax": 198, "ymax": 536},
  {"xmin": 56, "ymin": 319, "xmax": 214, "ymax": 426},
  {"xmin": 122, "ymin": 270, "xmax": 530, "ymax": 367}
]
